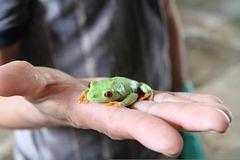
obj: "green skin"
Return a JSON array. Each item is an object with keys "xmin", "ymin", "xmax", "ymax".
[{"xmin": 87, "ymin": 77, "xmax": 153, "ymax": 106}]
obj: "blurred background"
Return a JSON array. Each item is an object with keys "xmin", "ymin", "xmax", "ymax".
[
  {"xmin": 0, "ymin": 0, "xmax": 240, "ymax": 159},
  {"xmin": 178, "ymin": 0, "xmax": 240, "ymax": 159}
]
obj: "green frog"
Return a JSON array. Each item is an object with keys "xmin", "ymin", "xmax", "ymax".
[{"xmin": 78, "ymin": 76, "xmax": 153, "ymax": 107}]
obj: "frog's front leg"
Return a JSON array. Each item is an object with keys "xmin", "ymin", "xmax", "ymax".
[
  {"xmin": 138, "ymin": 82, "xmax": 154, "ymax": 100},
  {"xmin": 78, "ymin": 89, "xmax": 89, "ymax": 104},
  {"xmin": 121, "ymin": 93, "xmax": 139, "ymax": 106}
]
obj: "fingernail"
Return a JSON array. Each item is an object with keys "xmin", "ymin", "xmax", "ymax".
[
  {"xmin": 216, "ymin": 109, "xmax": 232, "ymax": 123},
  {"xmin": 228, "ymin": 111, "xmax": 233, "ymax": 123}
]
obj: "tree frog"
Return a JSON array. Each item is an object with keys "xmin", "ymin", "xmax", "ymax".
[{"xmin": 78, "ymin": 76, "xmax": 153, "ymax": 107}]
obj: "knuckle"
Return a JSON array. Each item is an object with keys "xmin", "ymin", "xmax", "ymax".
[{"xmin": 11, "ymin": 61, "xmax": 34, "ymax": 71}]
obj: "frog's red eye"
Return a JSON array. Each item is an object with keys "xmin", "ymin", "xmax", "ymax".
[{"xmin": 104, "ymin": 91, "xmax": 113, "ymax": 97}]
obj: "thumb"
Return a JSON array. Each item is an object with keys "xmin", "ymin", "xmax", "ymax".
[{"xmin": 0, "ymin": 61, "xmax": 46, "ymax": 97}]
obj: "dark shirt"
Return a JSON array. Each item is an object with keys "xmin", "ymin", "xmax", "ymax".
[{"xmin": 1, "ymin": 0, "xmax": 172, "ymax": 159}]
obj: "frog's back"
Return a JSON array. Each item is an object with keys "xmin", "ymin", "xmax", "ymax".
[
  {"xmin": 111, "ymin": 76, "xmax": 138, "ymax": 94},
  {"xmin": 111, "ymin": 76, "xmax": 138, "ymax": 85}
]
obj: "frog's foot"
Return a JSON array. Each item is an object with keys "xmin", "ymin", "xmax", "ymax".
[
  {"xmin": 149, "ymin": 92, "xmax": 154, "ymax": 100},
  {"xmin": 77, "ymin": 90, "xmax": 89, "ymax": 104},
  {"xmin": 106, "ymin": 101, "xmax": 122, "ymax": 107},
  {"xmin": 137, "ymin": 84, "xmax": 154, "ymax": 101},
  {"xmin": 138, "ymin": 92, "xmax": 154, "ymax": 101}
]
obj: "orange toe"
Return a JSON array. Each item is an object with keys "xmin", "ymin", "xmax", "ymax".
[
  {"xmin": 77, "ymin": 90, "xmax": 89, "ymax": 104},
  {"xmin": 106, "ymin": 101, "xmax": 122, "ymax": 107}
]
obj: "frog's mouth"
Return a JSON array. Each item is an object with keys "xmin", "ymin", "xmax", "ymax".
[{"xmin": 89, "ymin": 97, "xmax": 121, "ymax": 103}]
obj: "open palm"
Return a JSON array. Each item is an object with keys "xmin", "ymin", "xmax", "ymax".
[{"xmin": 0, "ymin": 61, "xmax": 231, "ymax": 157}]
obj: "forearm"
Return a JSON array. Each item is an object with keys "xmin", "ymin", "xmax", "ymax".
[{"xmin": 165, "ymin": 1, "xmax": 187, "ymax": 91}]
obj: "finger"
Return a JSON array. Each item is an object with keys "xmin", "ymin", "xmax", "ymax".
[
  {"xmin": 154, "ymin": 93, "xmax": 232, "ymax": 122},
  {"xmin": 0, "ymin": 61, "xmax": 46, "ymax": 97},
  {"xmin": 132, "ymin": 101, "xmax": 230, "ymax": 133},
  {"xmin": 70, "ymin": 103, "xmax": 183, "ymax": 157},
  {"xmin": 154, "ymin": 92, "xmax": 193, "ymax": 103},
  {"xmin": 166, "ymin": 92, "xmax": 223, "ymax": 104}
]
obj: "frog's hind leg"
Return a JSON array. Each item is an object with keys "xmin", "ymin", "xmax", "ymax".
[
  {"xmin": 77, "ymin": 90, "xmax": 89, "ymax": 104},
  {"xmin": 121, "ymin": 93, "xmax": 139, "ymax": 106},
  {"xmin": 137, "ymin": 82, "xmax": 154, "ymax": 101},
  {"xmin": 106, "ymin": 93, "xmax": 139, "ymax": 107}
]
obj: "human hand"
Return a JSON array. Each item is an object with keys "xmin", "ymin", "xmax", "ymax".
[{"xmin": 0, "ymin": 61, "xmax": 231, "ymax": 157}]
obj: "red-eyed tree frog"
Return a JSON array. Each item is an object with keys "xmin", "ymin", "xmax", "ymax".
[{"xmin": 78, "ymin": 77, "xmax": 153, "ymax": 107}]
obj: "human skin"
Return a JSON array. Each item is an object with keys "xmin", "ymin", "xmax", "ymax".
[{"xmin": 0, "ymin": 59, "xmax": 232, "ymax": 157}]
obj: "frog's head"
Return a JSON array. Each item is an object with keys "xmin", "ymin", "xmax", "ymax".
[{"xmin": 87, "ymin": 80, "xmax": 122, "ymax": 102}]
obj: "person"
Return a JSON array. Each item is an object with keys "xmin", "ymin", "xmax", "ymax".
[{"xmin": 0, "ymin": 0, "xmax": 231, "ymax": 159}]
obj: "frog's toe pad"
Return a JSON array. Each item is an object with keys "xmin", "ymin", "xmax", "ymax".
[
  {"xmin": 106, "ymin": 101, "xmax": 122, "ymax": 107},
  {"xmin": 77, "ymin": 90, "xmax": 89, "ymax": 104}
]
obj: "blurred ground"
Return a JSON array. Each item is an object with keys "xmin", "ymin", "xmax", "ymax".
[{"xmin": 0, "ymin": 0, "xmax": 240, "ymax": 159}]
